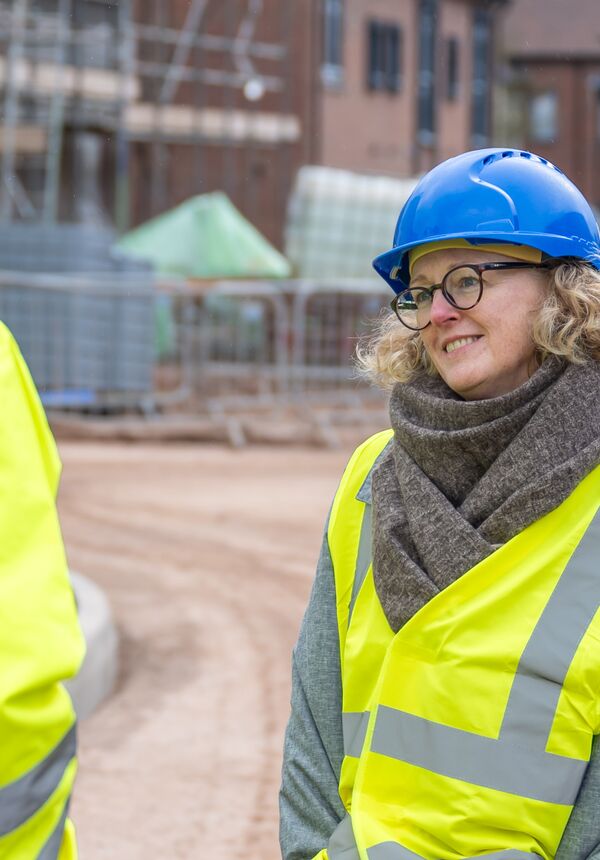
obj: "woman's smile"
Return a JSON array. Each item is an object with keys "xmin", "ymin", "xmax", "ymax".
[{"xmin": 441, "ymin": 335, "xmax": 483, "ymax": 354}]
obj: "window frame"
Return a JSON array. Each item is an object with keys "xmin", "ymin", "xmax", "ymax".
[{"xmin": 366, "ymin": 18, "xmax": 403, "ymax": 94}]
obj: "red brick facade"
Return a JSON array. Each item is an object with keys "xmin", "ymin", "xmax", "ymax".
[
  {"xmin": 318, "ymin": 0, "xmax": 506, "ymax": 177},
  {"xmin": 127, "ymin": 0, "xmax": 507, "ymax": 248},
  {"xmin": 127, "ymin": 0, "xmax": 318, "ymax": 249},
  {"xmin": 496, "ymin": 0, "xmax": 600, "ymax": 207},
  {"xmin": 0, "ymin": 0, "xmax": 510, "ymax": 249}
]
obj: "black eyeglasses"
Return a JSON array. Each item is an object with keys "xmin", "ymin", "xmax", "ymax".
[{"xmin": 390, "ymin": 261, "xmax": 552, "ymax": 331}]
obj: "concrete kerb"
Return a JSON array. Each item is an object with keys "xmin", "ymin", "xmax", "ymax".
[{"xmin": 66, "ymin": 572, "xmax": 119, "ymax": 720}]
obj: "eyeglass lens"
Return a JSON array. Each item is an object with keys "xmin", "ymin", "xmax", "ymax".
[{"xmin": 395, "ymin": 266, "xmax": 483, "ymax": 329}]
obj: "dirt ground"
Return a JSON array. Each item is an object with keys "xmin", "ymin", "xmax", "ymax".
[{"xmin": 57, "ymin": 439, "xmax": 363, "ymax": 859}]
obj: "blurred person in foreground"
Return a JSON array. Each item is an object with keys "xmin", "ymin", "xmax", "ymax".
[
  {"xmin": 0, "ymin": 323, "xmax": 84, "ymax": 858},
  {"xmin": 280, "ymin": 149, "xmax": 600, "ymax": 860}
]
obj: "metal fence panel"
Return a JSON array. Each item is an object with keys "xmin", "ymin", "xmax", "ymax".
[
  {"xmin": 158, "ymin": 278, "xmax": 391, "ymax": 443},
  {"xmin": 0, "ymin": 271, "xmax": 155, "ymax": 408},
  {"xmin": 0, "ymin": 224, "xmax": 148, "ymax": 273},
  {"xmin": 0, "ymin": 223, "xmax": 155, "ymax": 409}
]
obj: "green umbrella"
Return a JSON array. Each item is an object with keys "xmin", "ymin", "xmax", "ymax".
[{"xmin": 118, "ymin": 191, "xmax": 291, "ymax": 278}]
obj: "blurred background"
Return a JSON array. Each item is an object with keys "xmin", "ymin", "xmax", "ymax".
[{"xmin": 0, "ymin": 0, "xmax": 598, "ymax": 856}]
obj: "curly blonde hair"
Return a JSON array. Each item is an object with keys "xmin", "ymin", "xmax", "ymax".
[{"xmin": 356, "ymin": 261, "xmax": 600, "ymax": 389}]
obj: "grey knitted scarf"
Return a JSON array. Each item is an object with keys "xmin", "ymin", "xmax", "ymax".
[{"xmin": 371, "ymin": 358, "xmax": 600, "ymax": 632}]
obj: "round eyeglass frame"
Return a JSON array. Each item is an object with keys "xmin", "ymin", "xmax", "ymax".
[{"xmin": 390, "ymin": 261, "xmax": 552, "ymax": 331}]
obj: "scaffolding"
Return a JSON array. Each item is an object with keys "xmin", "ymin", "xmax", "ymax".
[{"xmin": 0, "ymin": 0, "xmax": 296, "ymax": 236}]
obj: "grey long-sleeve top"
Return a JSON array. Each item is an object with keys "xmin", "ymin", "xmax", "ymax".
[{"xmin": 279, "ymin": 523, "xmax": 600, "ymax": 860}]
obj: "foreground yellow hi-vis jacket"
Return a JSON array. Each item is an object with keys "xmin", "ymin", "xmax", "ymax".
[
  {"xmin": 313, "ymin": 429, "xmax": 600, "ymax": 860},
  {"xmin": 0, "ymin": 323, "xmax": 85, "ymax": 859}
]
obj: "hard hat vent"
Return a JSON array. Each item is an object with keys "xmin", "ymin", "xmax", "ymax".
[
  {"xmin": 482, "ymin": 150, "xmax": 520, "ymax": 167},
  {"xmin": 481, "ymin": 149, "xmax": 561, "ymax": 174}
]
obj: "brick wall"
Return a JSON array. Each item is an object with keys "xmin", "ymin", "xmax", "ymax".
[
  {"xmin": 320, "ymin": 0, "xmax": 418, "ymax": 176},
  {"xmin": 128, "ymin": 0, "xmax": 317, "ymax": 249},
  {"xmin": 514, "ymin": 60, "xmax": 600, "ymax": 207},
  {"xmin": 318, "ymin": 0, "xmax": 500, "ymax": 178}
]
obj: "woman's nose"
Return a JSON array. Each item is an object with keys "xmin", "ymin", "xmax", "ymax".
[{"xmin": 429, "ymin": 289, "xmax": 461, "ymax": 325}]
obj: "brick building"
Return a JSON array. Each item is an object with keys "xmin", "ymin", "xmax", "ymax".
[
  {"xmin": 495, "ymin": 0, "xmax": 600, "ymax": 208},
  {"xmin": 317, "ymin": 0, "xmax": 508, "ymax": 177},
  {"xmin": 0, "ymin": 0, "xmax": 509, "ymax": 252},
  {"xmin": 0, "ymin": 0, "xmax": 317, "ymax": 249},
  {"xmin": 133, "ymin": 0, "xmax": 509, "ymax": 239},
  {"xmin": 127, "ymin": 0, "xmax": 318, "ymax": 249}
]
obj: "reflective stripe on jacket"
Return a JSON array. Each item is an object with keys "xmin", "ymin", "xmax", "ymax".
[
  {"xmin": 0, "ymin": 323, "xmax": 85, "ymax": 859},
  {"xmin": 318, "ymin": 429, "xmax": 600, "ymax": 860}
]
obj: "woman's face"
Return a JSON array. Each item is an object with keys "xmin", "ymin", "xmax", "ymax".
[{"xmin": 414, "ymin": 248, "xmax": 548, "ymax": 400}]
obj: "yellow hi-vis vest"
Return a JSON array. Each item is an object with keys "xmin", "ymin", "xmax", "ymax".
[
  {"xmin": 0, "ymin": 323, "xmax": 85, "ymax": 859},
  {"xmin": 316, "ymin": 429, "xmax": 600, "ymax": 860}
]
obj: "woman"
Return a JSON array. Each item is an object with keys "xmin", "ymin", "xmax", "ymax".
[{"xmin": 279, "ymin": 149, "xmax": 600, "ymax": 860}]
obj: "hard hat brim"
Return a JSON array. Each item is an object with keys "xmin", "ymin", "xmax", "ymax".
[{"xmin": 373, "ymin": 231, "xmax": 600, "ymax": 294}]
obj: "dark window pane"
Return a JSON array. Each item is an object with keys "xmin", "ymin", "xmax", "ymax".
[
  {"xmin": 386, "ymin": 26, "xmax": 401, "ymax": 92},
  {"xmin": 471, "ymin": 6, "xmax": 491, "ymax": 144},
  {"xmin": 367, "ymin": 20, "xmax": 380, "ymax": 89},
  {"xmin": 418, "ymin": 0, "xmax": 437, "ymax": 140},
  {"xmin": 447, "ymin": 37, "xmax": 459, "ymax": 101}
]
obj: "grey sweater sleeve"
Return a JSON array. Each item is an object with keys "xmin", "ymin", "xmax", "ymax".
[
  {"xmin": 557, "ymin": 735, "xmax": 600, "ymax": 860},
  {"xmin": 279, "ymin": 526, "xmax": 346, "ymax": 860}
]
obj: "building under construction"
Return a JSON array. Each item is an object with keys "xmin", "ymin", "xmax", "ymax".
[
  {"xmin": 0, "ymin": 0, "xmax": 517, "ymax": 251},
  {"xmin": 0, "ymin": 0, "xmax": 516, "ymax": 416},
  {"xmin": 0, "ymin": 0, "xmax": 315, "ymax": 248}
]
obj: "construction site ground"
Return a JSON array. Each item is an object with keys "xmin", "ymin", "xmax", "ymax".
[{"xmin": 56, "ymin": 436, "xmax": 378, "ymax": 859}]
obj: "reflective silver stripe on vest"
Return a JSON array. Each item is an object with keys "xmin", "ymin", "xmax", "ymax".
[
  {"xmin": 500, "ymin": 509, "xmax": 600, "ymax": 746},
  {"xmin": 37, "ymin": 802, "xmax": 68, "ymax": 860},
  {"xmin": 350, "ymin": 439, "xmax": 391, "ymax": 623},
  {"xmin": 343, "ymin": 711, "xmax": 370, "ymax": 758},
  {"xmin": 331, "ymin": 818, "xmax": 544, "ymax": 860},
  {"xmin": 349, "ymin": 503, "xmax": 372, "ymax": 623},
  {"xmin": 368, "ymin": 845, "xmax": 541, "ymax": 860},
  {"xmin": 0, "ymin": 724, "xmax": 76, "ymax": 837},
  {"xmin": 370, "ymin": 507, "xmax": 600, "ymax": 806},
  {"xmin": 371, "ymin": 706, "xmax": 586, "ymax": 805},
  {"xmin": 368, "ymin": 840, "xmax": 425, "ymax": 860},
  {"xmin": 470, "ymin": 854, "xmax": 542, "ymax": 860},
  {"xmin": 328, "ymin": 813, "xmax": 360, "ymax": 860},
  {"xmin": 344, "ymin": 501, "xmax": 373, "ymax": 759}
]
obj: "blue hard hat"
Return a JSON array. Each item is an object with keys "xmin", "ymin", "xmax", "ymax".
[{"xmin": 373, "ymin": 148, "xmax": 600, "ymax": 294}]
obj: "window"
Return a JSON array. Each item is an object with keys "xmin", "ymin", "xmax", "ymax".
[
  {"xmin": 530, "ymin": 92, "xmax": 558, "ymax": 143},
  {"xmin": 446, "ymin": 37, "xmax": 459, "ymax": 101},
  {"xmin": 367, "ymin": 20, "xmax": 402, "ymax": 93},
  {"xmin": 322, "ymin": 0, "xmax": 344, "ymax": 87},
  {"xmin": 471, "ymin": 6, "xmax": 491, "ymax": 146},
  {"xmin": 417, "ymin": 0, "xmax": 438, "ymax": 143}
]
